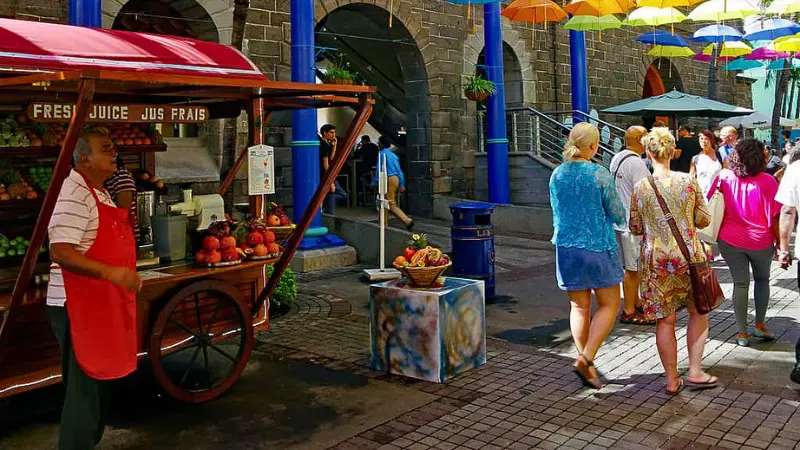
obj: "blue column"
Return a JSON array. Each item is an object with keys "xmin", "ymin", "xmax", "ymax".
[
  {"xmin": 483, "ymin": 3, "xmax": 510, "ymax": 204},
  {"xmin": 569, "ymin": 29, "xmax": 590, "ymax": 122},
  {"xmin": 68, "ymin": 0, "xmax": 101, "ymax": 27}
]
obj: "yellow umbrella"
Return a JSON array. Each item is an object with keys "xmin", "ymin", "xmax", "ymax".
[
  {"xmin": 501, "ymin": 0, "xmax": 568, "ymax": 23},
  {"xmin": 648, "ymin": 45, "xmax": 695, "ymax": 58},
  {"xmin": 636, "ymin": 0, "xmax": 705, "ymax": 7},
  {"xmin": 717, "ymin": 41, "xmax": 753, "ymax": 58},
  {"xmin": 687, "ymin": 0, "xmax": 759, "ymax": 22},
  {"xmin": 623, "ymin": 6, "xmax": 687, "ymax": 26},
  {"xmin": 773, "ymin": 34, "xmax": 800, "ymax": 53},
  {"xmin": 565, "ymin": 0, "xmax": 636, "ymax": 16},
  {"xmin": 765, "ymin": 0, "xmax": 800, "ymax": 15}
]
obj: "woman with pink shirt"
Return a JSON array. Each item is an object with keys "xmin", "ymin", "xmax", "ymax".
[{"xmin": 711, "ymin": 139, "xmax": 782, "ymax": 347}]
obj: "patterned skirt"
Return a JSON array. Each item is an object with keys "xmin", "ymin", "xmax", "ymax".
[{"xmin": 555, "ymin": 246, "xmax": 624, "ymax": 291}]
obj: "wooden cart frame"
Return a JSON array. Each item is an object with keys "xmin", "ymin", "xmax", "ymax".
[{"xmin": 0, "ymin": 69, "xmax": 373, "ymax": 402}]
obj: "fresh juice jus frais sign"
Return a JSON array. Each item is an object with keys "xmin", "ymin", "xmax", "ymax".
[{"xmin": 27, "ymin": 103, "xmax": 209, "ymax": 123}]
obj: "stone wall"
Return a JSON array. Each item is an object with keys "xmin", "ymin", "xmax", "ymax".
[{"xmin": 0, "ymin": 0, "xmax": 66, "ymax": 21}]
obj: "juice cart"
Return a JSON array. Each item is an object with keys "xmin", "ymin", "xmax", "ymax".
[{"xmin": 0, "ymin": 18, "xmax": 374, "ymax": 403}]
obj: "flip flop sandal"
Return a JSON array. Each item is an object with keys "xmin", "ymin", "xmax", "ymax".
[
  {"xmin": 686, "ymin": 375, "xmax": 719, "ymax": 389},
  {"xmin": 620, "ymin": 312, "xmax": 638, "ymax": 324},
  {"xmin": 666, "ymin": 379, "xmax": 684, "ymax": 396}
]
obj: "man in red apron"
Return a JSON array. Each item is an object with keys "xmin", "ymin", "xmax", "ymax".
[{"xmin": 47, "ymin": 131, "xmax": 141, "ymax": 450}]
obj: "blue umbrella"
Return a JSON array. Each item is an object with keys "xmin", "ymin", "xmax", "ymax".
[
  {"xmin": 690, "ymin": 24, "xmax": 743, "ymax": 43},
  {"xmin": 743, "ymin": 18, "xmax": 800, "ymax": 42},
  {"xmin": 635, "ymin": 30, "xmax": 691, "ymax": 47},
  {"xmin": 722, "ymin": 58, "xmax": 763, "ymax": 71},
  {"xmin": 765, "ymin": 58, "xmax": 793, "ymax": 71}
]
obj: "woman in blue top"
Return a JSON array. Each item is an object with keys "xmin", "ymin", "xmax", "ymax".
[
  {"xmin": 371, "ymin": 136, "xmax": 414, "ymax": 230},
  {"xmin": 550, "ymin": 122, "xmax": 626, "ymax": 390}
]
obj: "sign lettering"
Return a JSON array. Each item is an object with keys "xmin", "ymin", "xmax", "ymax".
[{"xmin": 27, "ymin": 103, "xmax": 208, "ymax": 124}]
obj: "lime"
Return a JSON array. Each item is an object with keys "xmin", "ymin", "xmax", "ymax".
[
  {"xmin": 39, "ymin": 247, "xmax": 46, "ymax": 253},
  {"xmin": 0, "ymin": 251, "xmax": 6, "ymax": 258},
  {"xmin": 22, "ymin": 240, "xmax": 29, "ymax": 246},
  {"xmin": 14, "ymin": 236, "xmax": 23, "ymax": 242},
  {"xmin": 7, "ymin": 249, "xmax": 16, "ymax": 257}
]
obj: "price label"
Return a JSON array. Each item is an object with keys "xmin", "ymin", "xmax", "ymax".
[{"xmin": 247, "ymin": 144, "xmax": 275, "ymax": 195}]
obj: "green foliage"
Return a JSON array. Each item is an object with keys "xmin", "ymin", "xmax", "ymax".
[
  {"xmin": 267, "ymin": 264, "xmax": 297, "ymax": 312},
  {"xmin": 464, "ymin": 74, "xmax": 497, "ymax": 95},
  {"xmin": 324, "ymin": 54, "xmax": 356, "ymax": 81}
]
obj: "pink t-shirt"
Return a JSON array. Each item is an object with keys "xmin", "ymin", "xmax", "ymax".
[{"xmin": 715, "ymin": 169, "xmax": 782, "ymax": 251}]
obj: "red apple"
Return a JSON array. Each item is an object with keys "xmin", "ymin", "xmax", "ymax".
[
  {"xmin": 220, "ymin": 236, "xmax": 236, "ymax": 250},
  {"xmin": 202, "ymin": 236, "xmax": 220, "ymax": 252},
  {"xmin": 246, "ymin": 232, "xmax": 263, "ymax": 247}
]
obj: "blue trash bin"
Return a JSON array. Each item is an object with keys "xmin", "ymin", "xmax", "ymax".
[{"xmin": 450, "ymin": 202, "xmax": 495, "ymax": 297}]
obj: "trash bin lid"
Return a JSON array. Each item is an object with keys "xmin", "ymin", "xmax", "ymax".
[{"xmin": 450, "ymin": 202, "xmax": 495, "ymax": 213}]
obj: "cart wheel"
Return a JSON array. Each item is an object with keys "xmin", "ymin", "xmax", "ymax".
[{"xmin": 149, "ymin": 280, "xmax": 254, "ymax": 403}]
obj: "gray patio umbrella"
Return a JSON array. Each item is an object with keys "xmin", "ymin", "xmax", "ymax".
[{"xmin": 602, "ymin": 90, "xmax": 754, "ymax": 130}]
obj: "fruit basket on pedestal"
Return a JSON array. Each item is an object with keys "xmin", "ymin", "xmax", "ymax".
[{"xmin": 392, "ymin": 234, "xmax": 451, "ymax": 289}]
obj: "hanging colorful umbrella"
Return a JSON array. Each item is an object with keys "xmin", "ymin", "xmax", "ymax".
[
  {"xmin": 687, "ymin": 0, "xmax": 759, "ymax": 22},
  {"xmin": 694, "ymin": 53, "xmax": 736, "ymax": 62},
  {"xmin": 563, "ymin": 15, "xmax": 623, "ymax": 31},
  {"xmin": 501, "ymin": 0, "xmax": 568, "ymax": 23},
  {"xmin": 690, "ymin": 24, "xmax": 743, "ymax": 43},
  {"xmin": 766, "ymin": 0, "xmax": 800, "ymax": 16},
  {"xmin": 722, "ymin": 58, "xmax": 763, "ymax": 70},
  {"xmin": 772, "ymin": 35, "xmax": 800, "ymax": 53},
  {"xmin": 648, "ymin": 45, "xmax": 695, "ymax": 58},
  {"xmin": 743, "ymin": 18, "xmax": 800, "ymax": 42},
  {"xmin": 718, "ymin": 41, "xmax": 753, "ymax": 58},
  {"xmin": 745, "ymin": 47, "xmax": 790, "ymax": 60},
  {"xmin": 565, "ymin": 0, "xmax": 636, "ymax": 16},
  {"xmin": 766, "ymin": 58, "xmax": 793, "ymax": 71},
  {"xmin": 635, "ymin": 30, "xmax": 691, "ymax": 46},
  {"xmin": 623, "ymin": 6, "xmax": 687, "ymax": 27},
  {"xmin": 636, "ymin": 0, "xmax": 705, "ymax": 7}
]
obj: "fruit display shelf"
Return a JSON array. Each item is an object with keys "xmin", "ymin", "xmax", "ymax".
[
  {"xmin": 0, "ymin": 198, "xmax": 43, "ymax": 211},
  {"xmin": 0, "ymin": 144, "xmax": 167, "ymax": 157}
]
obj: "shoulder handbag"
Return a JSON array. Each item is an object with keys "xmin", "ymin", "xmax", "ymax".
[
  {"xmin": 647, "ymin": 176, "xmax": 724, "ymax": 315},
  {"xmin": 697, "ymin": 176, "xmax": 724, "ymax": 244}
]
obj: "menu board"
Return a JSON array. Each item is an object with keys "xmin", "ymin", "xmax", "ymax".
[{"xmin": 247, "ymin": 144, "xmax": 275, "ymax": 195}]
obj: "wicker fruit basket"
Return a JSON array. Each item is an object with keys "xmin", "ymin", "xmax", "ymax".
[
  {"xmin": 267, "ymin": 225, "xmax": 295, "ymax": 245},
  {"xmin": 393, "ymin": 262, "xmax": 451, "ymax": 288}
]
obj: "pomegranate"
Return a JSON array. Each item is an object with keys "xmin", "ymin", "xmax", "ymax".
[
  {"xmin": 246, "ymin": 232, "xmax": 263, "ymax": 246},
  {"xmin": 220, "ymin": 236, "xmax": 237, "ymax": 250},
  {"xmin": 267, "ymin": 243, "xmax": 280, "ymax": 255},
  {"xmin": 206, "ymin": 250, "xmax": 222, "ymax": 264},
  {"xmin": 221, "ymin": 248, "xmax": 239, "ymax": 262},
  {"xmin": 195, "ymin": 251, "xmax": 207, "ymax": 264},
  {"xmin": 262, "ymin": 230, "xmax": 275, "ymax": 244},
  {"xmin": 266, "ymin": 215, "xmax": 281, "ymax": 227},
  {"xmin": 402, "ymin": 247, "xmax": 417, "ymax": 261},
  {"xmin": 279, "ymin": 216, "xmax": 290, "ymax": 226},
  {"xmin": 202, "ymin": 236, "xmax": 220, "ymax": 252},
  {"xmin": 253, "ymin": 244, "xmax": 268, "ymax": 257}
]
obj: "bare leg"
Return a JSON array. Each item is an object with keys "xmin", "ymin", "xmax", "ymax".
[
  {"xmin": 656, "ymin": 311, "xmax": 680, "ymax": 392},
  {"xmin": 686, "ymin": 303, "xmax": 717, "ymax": 384},
  {"xmin": 567, "ymin": 290, "xmax": 592, "ymax": 356},
  {"xmin": 622, "ymin": 270, "xmax": 639, "ymax": 315},
  {"xmin": 583, "ymin": 285, "xmax": 621, "ymax": 364}
]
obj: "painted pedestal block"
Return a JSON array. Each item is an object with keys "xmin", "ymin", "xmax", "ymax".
[{"xmin": 369, "ymin": 277, "xmax": 486, "ymax": 383}]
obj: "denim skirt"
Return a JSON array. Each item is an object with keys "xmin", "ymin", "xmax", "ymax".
[{"xmin": 556, "ymin": 246, "xmax": 624, "ymax": 291}]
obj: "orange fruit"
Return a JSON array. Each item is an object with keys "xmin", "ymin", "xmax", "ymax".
[{"xmin": 394, "ymin": 256, "xmax": 406, "ymax": 266}]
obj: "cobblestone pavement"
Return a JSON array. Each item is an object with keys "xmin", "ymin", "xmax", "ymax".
[{"xmin": 257, "ymin": 261, "xmax": 800, "ymax": 450}]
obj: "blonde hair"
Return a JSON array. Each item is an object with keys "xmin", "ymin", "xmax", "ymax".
[
  {"xmin": 641, "ymin": 127, "xmax": 675, "ymax": 162},
  {"xmin": 563, "ymin": 122, "xmax": 600, "ymax": 159}
]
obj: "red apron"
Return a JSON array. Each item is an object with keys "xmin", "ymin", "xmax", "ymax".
[{"xmin": 62, "ymin": 172, "xmax": 138, "ymax": 380}]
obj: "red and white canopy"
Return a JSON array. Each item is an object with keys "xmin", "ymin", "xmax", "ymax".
[{"xmin": 0, "ymin": 18, "xmax": 266, "ymax": 81}]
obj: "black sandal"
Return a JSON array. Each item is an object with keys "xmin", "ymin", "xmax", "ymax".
[
  {"xmin": 574, "ymin": 354, "xmax": 602, "ymax": 390},
  {"xmin": 686, "ymin": 374, "xmax": 718, "ymax": 389},
  {"xmin": 666, "ymin": 379, "xmax": 685, "ymax": 396}
]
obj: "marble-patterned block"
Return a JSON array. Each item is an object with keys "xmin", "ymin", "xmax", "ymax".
[{"xmin": 369, "ymin": 277, "xmax": 486, "ymax": 383}]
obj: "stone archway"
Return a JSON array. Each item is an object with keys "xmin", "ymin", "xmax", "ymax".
[
  {"xmin": 102, "ymin": 0, "xmax": 232, "ymax": 44},
  {"xmin": 476, "ymin": 42, "xmax": 526, "ymax": 109},
  {"xmin": 642, "ymin": 59, "xmax": 683, "ymax": 127},
  {"xmin": 314, "ymin": 2, "xmax": 434, "ymax": 215}
]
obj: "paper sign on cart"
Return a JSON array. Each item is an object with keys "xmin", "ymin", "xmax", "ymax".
[{"xmin": 247, "ymin": 144, "xmax": 275, "ymax": 195}]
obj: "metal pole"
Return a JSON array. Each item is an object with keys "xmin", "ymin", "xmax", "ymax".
[
  {"xmin": 378, "ymin": 154, "xmax": 387, "ymax": 272},
  {"xmin": 569, "ymin": 28, "xmax": 590, "ymax": 123},
  {"xmin": 290, "ymin": 0, "xmax": 327, "ymax": 240},
  {"xmin": 511, "ymin": 112, "xmax": 518, "ymax": 153},
  {"xmin": 68, "ymin": 0, "xmax": 101, "ymax": 27},
  {"xmin": 534, "ymin": 116, "xmax": 541, "ymax": 157},
  {"xmin": 483, "ymin": 3, "xmax": 510, "ymax": 204}
]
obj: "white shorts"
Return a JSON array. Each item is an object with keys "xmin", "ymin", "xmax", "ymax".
[{"xmin": 616, "ymin": 231, "xmax": 642, "ymax": 272}]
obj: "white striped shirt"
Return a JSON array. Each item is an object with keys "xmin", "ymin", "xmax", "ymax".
[{"xmin": 47, "ymin": 170, "xmax": 115, "ymax": 307}]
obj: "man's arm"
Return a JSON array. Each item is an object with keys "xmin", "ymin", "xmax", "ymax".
[
  {"xmin": 779, "ymin": 205, "xmax": 796, "ymax": 268},
  {"xmin": 50, "ymin": 243, "xmax": 141, "ymax": 292}
]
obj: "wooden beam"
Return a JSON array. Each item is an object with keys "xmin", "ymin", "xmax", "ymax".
[
  {"xmin": 0, "ymin": 71, "xmax": 81, "ymax": 88},
  {"xmin": 248, "ymin": 98, "xmax": 266, "ymax": 220},
  {"xmin": 218, "ymin": 112, "xmax": 271, "ymax": 197},
  {"xmin": 0, "ymin": 79, "xmax": 97, "ymax": 357},
  {"xmin": 253, "ymin": 93, "xmax": 373, "ymax": 316}
]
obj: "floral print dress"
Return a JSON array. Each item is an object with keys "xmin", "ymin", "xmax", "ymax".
[{"xmin": 629, "ymin": 174, "xmax": 711, "ymax": 319}]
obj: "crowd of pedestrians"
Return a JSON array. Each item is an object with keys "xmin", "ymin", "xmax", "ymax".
[{"xmin": 550, "ymin": 121, "xmax": 800, "ymax": 392}]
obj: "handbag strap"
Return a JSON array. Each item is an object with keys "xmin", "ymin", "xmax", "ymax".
[
  {"xmin": 613, "ymin": 153, "xmax": 638, "ymax": 180},
  {"xmin": 647, "ymin": 176, "xmax": 693, "ymax": 264}
]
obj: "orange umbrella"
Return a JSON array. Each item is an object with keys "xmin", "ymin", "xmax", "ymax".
[
  {"xmin": 565, "ymin": 0, "xmax": 636, "ymax": 16},
  {"xmin": 502, "ymin": 0, "xmax": 568, "ymax": 23}
]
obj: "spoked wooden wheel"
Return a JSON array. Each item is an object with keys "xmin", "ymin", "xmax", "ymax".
[{"xmin": 149, "ymin": 280, "xmax": 254, "ymax": 403}]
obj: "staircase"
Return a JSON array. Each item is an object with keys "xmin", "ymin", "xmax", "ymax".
[{"xmin": 474, "ymin": 107, "xmax": 628, "ymax": 206}]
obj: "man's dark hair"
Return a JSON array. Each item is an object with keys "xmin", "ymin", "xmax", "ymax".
[
  {"xmin": 679, "ymin": 125, "xmax": 692, "ymax": 133},
  {"xmin": 378, "ymin": 135, "xmax": 392, "ymax": 149},
  {"xmin": 783, "ymin": 130, "xmax": 791, "ymax": 139},
  {"xmin": 320, "ymin": 124, "xmax": 336, "ymax": 134},
  {"xmin": 361, "ymin": 135, "xmax": 371, "ymax": 142},
  {"xmin": 730, "ymin": 138, "xmax": 767, "ymax": 178}
]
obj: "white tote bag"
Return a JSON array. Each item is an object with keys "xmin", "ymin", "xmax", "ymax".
[{"xmin": 698, "ymin": 178, "xmax": 724, "ymax": 244}]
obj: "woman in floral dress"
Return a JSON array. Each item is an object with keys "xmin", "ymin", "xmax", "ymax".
[{"xmin": 629, "ymin": 127, "xmax": 718, "ymax": 395}]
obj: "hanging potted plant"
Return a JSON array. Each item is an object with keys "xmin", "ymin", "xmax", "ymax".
[
  {"xmin": 464, "ymin": 74, "xmax": 496, "ymax": 102},
  {"xmin": 323, "ymin": 56, "xmax": 356, "ymax": 86}
]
